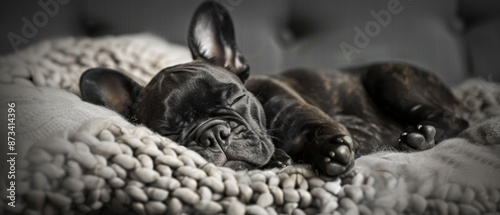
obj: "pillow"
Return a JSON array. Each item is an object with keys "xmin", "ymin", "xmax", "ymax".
[
  {"xmin": 0, "ymin": 84, "xmax": 129, "ymax": 154},
  {"xmin": 0, "ymin": 33, "xmax": 191, "ymax": 95}
]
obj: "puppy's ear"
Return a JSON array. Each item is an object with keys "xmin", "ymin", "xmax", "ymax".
[
  {"xmin": 79, "ymin": 68, "xmax": 143, "ymax": 120},
  {"xmin": 188, "ymin": 1, "xmax": 249, "ymax": 82}
]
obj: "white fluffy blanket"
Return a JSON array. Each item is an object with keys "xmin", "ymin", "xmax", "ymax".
[{"xmin": 1, "ymin": 35, "xmax": 499, "ymax": 215}]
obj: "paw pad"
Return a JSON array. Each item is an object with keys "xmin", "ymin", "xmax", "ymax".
[
  {"xmin": 316, "ymin": 135, "xmax": 354, "ymax": 176},
  {"xmin": 399, "ymin": 124, "xmax": 436, "ymax": 151}
]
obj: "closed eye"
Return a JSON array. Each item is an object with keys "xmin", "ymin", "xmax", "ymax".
[{"xmin": 230, "ymin": 94, "xmax": 246, "ymax": 106}]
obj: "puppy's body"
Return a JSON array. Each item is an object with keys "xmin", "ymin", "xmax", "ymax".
[
  {"xmin": 80, "ymin": 2, "xmax": 468, "ymax": 176},
  {"xmin": 248, "ymin": 65, "xmax": 465, "ymax": 155},
  {"xmin": 245, "ymin": 64, "xmax": 467, "ymax": 174},
  {"xmin": 247, "ymin": 68, "xmax": 401, "ymax": 156}
]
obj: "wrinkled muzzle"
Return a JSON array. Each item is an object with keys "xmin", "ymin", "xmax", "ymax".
[{"xmin": 188, "ymin": 118, "xmax": 274, "ymax": 170}]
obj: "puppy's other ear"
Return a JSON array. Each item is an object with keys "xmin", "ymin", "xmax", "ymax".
[
  {"xmin": 79, "ymin": 68, "xmax": 143, "ymax": 120},
  {"xmin": 188, "ymin": 1, "xmax": 249, "ymax": 82}
]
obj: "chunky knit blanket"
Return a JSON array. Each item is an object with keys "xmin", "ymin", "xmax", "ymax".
[{"xmin": 1, "ymin": 34, "xmax": 499, "ymax": 215}]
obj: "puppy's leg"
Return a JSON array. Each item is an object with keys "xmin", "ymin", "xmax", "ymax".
[
  {"xmin": 247, "ymin": 77, "xmax": 355, "ymax": 176},
  {"xmin": 363, "ymin": 63, "xmax": 468, "ymax": 151}
]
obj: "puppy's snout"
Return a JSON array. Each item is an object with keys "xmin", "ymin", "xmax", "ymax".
[{"xmin": 199, "ymin": 124, "xmax": 231, "ymax": 150}]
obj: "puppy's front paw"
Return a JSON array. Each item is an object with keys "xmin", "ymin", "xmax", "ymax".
[
  {"xmin": 399, "ymin": 123, "xmax": 436, "ymax": 151},
  {"xmin": 315, "ymin": 135, "xmax": 354, "ymax": 176}
]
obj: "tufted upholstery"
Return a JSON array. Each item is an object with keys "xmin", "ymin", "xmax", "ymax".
[{"xmin": 1, "ymin": 0, "xmax": 499, "ymax": 85}]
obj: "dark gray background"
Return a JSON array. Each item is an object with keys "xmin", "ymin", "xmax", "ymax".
[{"xmin": 1, "ymin": 0, "xmax": 499, "ymax": 85}]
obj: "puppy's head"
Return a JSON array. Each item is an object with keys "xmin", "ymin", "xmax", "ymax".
[{"xmin": 79, "ymin": 1, "xmax": 274, "ymax": 170}]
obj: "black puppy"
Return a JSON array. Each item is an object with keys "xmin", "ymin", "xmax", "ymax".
[{"xmin": 80, "ymin": 2, "xmax": 468, "ymax": 176}]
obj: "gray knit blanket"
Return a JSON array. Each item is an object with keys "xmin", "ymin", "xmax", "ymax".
[{"xmin": 1, "ymin": 34, "xmax": 499, "ymax": 215}]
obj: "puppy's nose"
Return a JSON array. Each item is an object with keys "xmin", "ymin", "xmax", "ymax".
[{"xmin": 199, "ymin": 124, "xmax": 231, "ymax": 151}]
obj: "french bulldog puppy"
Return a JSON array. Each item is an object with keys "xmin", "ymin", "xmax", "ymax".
[{"xmin": 80, "ymin": 1, "xmax": 468, "ymax": 176}]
